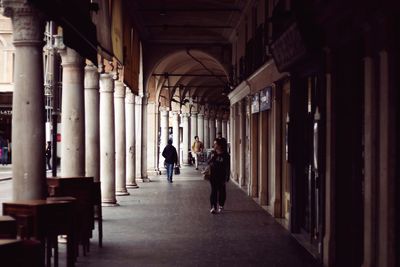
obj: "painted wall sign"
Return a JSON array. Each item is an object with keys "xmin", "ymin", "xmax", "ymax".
[
  {"xmin": 251, "ymin": 93, "xmax": 260, "ymax": 114},
  {"xmin": 270, "ymin": 22, "xmax": 307, "ymax": 72},
  {"xmin": 260, "ymin": 86, "xmax": 272, "ymax": 111},
  {"xmin": 0, "ymin": 108, "xmax": 12, "ymax": 116}
]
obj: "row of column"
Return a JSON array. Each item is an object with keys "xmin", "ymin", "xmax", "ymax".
[
  {"xmin": 62, "ymin": 52, "xmax": 143, "ymax": 206},
  {"xmin": 86, "ymin": 65, "xmax": 143, "ymax": 206},
  {"xmin": 8, "ymin": 15, "xmax": 143, "ymax": 204},
  {"xmin": 157, "ymin": 110, "xmax": 228, "ymax": 167},
  {"xmin": 188, "ymin": 112, "xmax": 227, "ymax": 148}
]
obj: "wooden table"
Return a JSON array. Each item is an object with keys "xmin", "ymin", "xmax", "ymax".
[
  {"xmin": 3, "ymin": 199, "xmax": 76, "ymax": 267},
  {"xmin": 47, "ymin": 177, "xmax": 95, "ymax": 255}
]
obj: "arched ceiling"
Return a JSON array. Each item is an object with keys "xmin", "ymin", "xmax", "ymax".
[
  {"xmin": 127, "ymin": 0, "xmax": 248, "ymax": 109},
  {"xmin": 127, "ymin": 0, "xmax": 247, "ymax": 44},
  {"xmin": 151, "ymin": 50, "xmax": 230, "ymax": 107}
]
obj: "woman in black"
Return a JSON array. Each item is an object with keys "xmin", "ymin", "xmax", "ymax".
[{"xmin": 208, "ymin": 138, "xmax": 230, "ymax": 214}]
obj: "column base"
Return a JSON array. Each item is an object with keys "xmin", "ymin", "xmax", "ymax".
[
  {"xmin": 141, "ymin": 177, "xmax": 151, "ymax": 183},
  {"xmin": 147, "ymin": 170, "xmax": 159, "ymax": 176},
  {"xmin": 102, "ymin": 201, "xmax": 119, "ymax": 207},
  {"xmin": 116, "ymin": 190, "xmax": 130, "ymax": 196},
  {"xmin": 127, "ymin": 183, "xmax": 139, "ymax": 189}
]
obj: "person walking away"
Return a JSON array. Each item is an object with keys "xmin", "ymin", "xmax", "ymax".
[
  {"xmin": 45, "ymin": 141, "xmax": 52, "ymax": 170},
  {"xmin": 208, "ymin": 138, "xmax": 230, "ymax": 214},
  {"xmin": 162, "ymin": 139, "xmax": 178, "ymax": 183},
  {"xmin": 191, "ymin": 136, "xmax": 204, "ymax": 170},
  {"xmin": 1, "ymin": 139, "xmax": 9, "ymax": 165}
]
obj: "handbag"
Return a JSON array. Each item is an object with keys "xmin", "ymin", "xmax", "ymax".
[
  {"xmin": 174, "ymin": 166, "xmax": 180, "ymax": 175},
  {"xmin": 201, "ymin": 165, "xmax": 211, "ymax": 181}
]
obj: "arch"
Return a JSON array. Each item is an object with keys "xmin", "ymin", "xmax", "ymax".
[{"xmin": 148, "ymin": 49, "xmax": 230, "ymax": 109}]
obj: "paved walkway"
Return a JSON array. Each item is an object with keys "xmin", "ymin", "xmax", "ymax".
[
  {"xmin": 0, "ymin": 166, "xmax": 320, "ymax": 267},
  {"xmin": 0, "ymin": 165, "xmax": 12, "ymax": 180}
]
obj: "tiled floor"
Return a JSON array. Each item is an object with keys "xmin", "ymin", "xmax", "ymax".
[
  {"xmin": 1, "ymin": 166, "xmax": 321, "ymax": 267},
  {"xmin": 73, "ymin": 167, "xmax": 319, "ymax": 266}
]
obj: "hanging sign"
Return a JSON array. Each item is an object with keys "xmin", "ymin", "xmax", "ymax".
[
  {"xmin": 251, "ymin": 93, "xmax": 260, "ymax": 114},
  {"xmin": 260, "ymin": 86, "xmax": 272, "ymax": 111}
]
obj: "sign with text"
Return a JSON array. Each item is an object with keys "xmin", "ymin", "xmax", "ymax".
[
  {"xmin": 260, "ymin": 87, "xmax": 272, "ymax": 111},
  {"xmin": 251, "ymin": 93, "xmax": 260, "ymax": 114},
  {"xmin": 0, "ymin": 107, "xmax": 12, "ymax": 116},
  {"xmin": 270, "ymin": 22, "xmax": 307, "ymax": 72}
]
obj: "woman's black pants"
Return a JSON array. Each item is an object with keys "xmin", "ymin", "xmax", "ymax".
[{"xmin": 210, "ymin": 177, "xmax": 226, "ymax": 208}]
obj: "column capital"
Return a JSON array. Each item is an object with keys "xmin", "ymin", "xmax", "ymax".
[
  {"xmin": 84, "ymin": 63, "xmax": 99, "ymax": 90},
  {"xmin": 114, "ymin": 81, "xmax": 125, "ymax": 98},
  {"xmin": 99, "ymin": 73, "xmax": 114, "ymax": 93},
  {"xmin": 125, "ymin": 88, "xmax": 135, "ymax": 104},
  {"xmin": 181, "ymin": 113, "xmax": 190, "ymax": 119},
  {"xmin": 160, "ymin": 109, "xmax": 169, "ymax": 116},
  {"xmin": 135, "ymin": 95, "xmax": 142, "ymax": 105},
  {"xmin": 198, "ymin": 113, "xmax": 204, "ymax": 118},
  {"xmin": 2, "ymin": 1, "xmax": 44, "ymax": 45},
  {"xmin": 60, "ymin": 47, "xmax": 84, "ymax": 68}
]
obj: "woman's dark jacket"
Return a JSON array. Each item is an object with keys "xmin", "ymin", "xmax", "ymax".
[{"xmin": 209, "ymin": 152, "xmax": 230, "ymax": 182}]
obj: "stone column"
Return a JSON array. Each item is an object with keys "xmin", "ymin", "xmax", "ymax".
[
  {"xmin": 99, "ymin": 73, "xmax": 118, "ymax": 206},
  {"xmin": 126, "ymin": 89, "xmax": 138, "ymax": 188},
  {"xmin": 204, "ymin": 115, "xmax": 209, "ymax": 149},
  {"xmin": 216, "ymin": 116, "xmax": 223, "ymax": 135},
  {"xmin": 3, "ymin": 2, "xmax": 47, "ymax": 200},
  {"xmin": 146, "ymin": 102, "xmax": 158, "ymax": 174},
  {"xmin": 60, "ymin": 48, "xmax": 85, "ymax": 177},
  {"xmin": 159, "ymin": 109, "xmax": 169, "ymax": 170},
  {"xmin": 84, "ymin": 62, "xmax": 100, "ymax": 182},
  {"xmin": 209, "ymin": 117, "xmax": 216, "ymax": 147},
  {"xmin": 182, "ymin": 113, "xmax": 190, "ymax": 164},
  {"xmin": 114, "ymin": 81, "xmax": 129, "ymax": 196},
  {"xmin": 141, "ymin": 97, "xmax": 150, "ymax": 181},
  {"xmin": 190, "ymin": 112, "xmax": 198, "ymax": 143},
  {"xmin": 227, "ymin": 120, "xmax": 230, "ymax": 143},
  {"xmin": 135, "ymin": 96, "xmax": 145, "ymax": 181},
  {"xmin": 198, "ymin": 113, "xmax": 204, "ymax": 143},
  {"xmin": 239, "ymin": 100, "xmax": 246, "ymax": 186},
  {"xmin": 172, "ymin": 112, "xmax": 180, "ymax": 164},
  {"xmin": 222, "ymin": 119, "xmax": 228, "ymax": 139}
]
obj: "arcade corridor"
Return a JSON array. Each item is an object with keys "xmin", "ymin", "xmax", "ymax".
[
  {"xmin": 0, "ymin": 1, "xmax": 399, "ymax": 266},
  {"xmin": 0, "ymin": 167, "xmax": 319, "ymax": 267}
]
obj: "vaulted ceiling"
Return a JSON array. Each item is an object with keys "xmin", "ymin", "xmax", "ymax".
[
  {"xmin": 127, "ymin": 0, "xmax": 248, "ymax": 107},
  {"xmin": 128, "ymin": 0, "xmax": 246, "ymax": 44}
]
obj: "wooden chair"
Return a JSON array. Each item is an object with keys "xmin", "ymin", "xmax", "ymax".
[
  {"xmin": 0, "ymin": 215, "xmax": 17, "ymax": 239},
  {"xmin": 47, "ymin": 177, "xmax": 95, "ymax": 255}
]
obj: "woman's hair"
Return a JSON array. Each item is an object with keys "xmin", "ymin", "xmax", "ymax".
[
  {"xmin": 214, "ymin": 138, "xmax": 227, "ymax": 152},
  {"xmin": 214, "ymin": 138, "xmax": 224, "ymax": 148}
]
